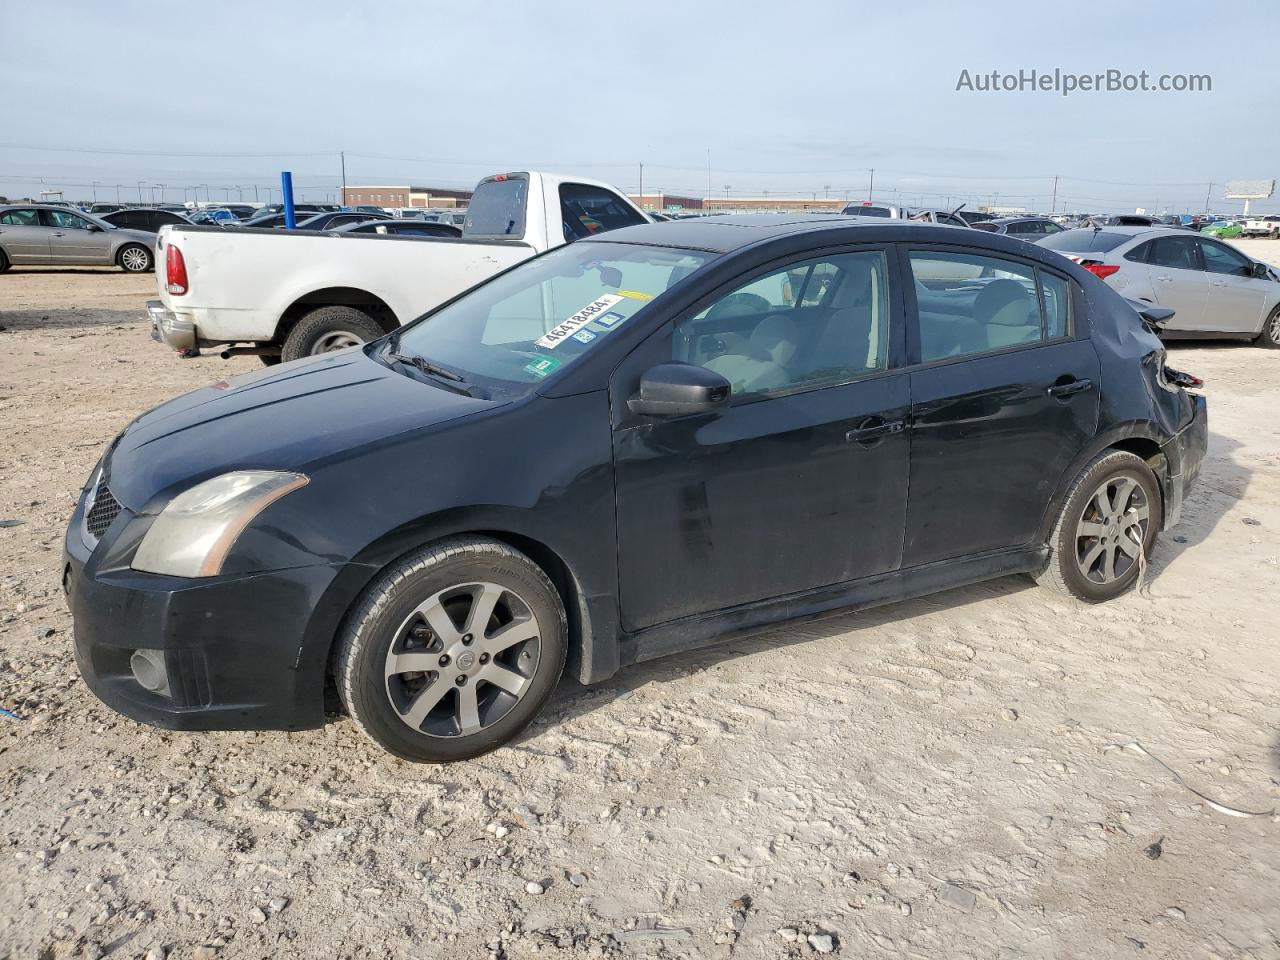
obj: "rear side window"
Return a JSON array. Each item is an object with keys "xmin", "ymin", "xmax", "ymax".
[
  {"xmin": 1145, "ymin": 236, "xmax": 1200, "ymax": 270},
  {"xmin": 1039, "ymin": 229, "xmax": 1130, "ymax": 253},
  {"xmin": 1040, "ymin": 272, "xmax": 1070, "ymax": 338},
  {"xmin": 1, "ymin": 209, "xmax": 38, "ymax": 225},
  {"xmin": 464, "ymin": 176, "xmax": 528, "ymax": 238},
  {"xmin": 908, "ymin": 251, "xmax": 1063, "ymax": 361},
  {"xmin": 560, "ymin": 183, "xmax": 646, "ymax": 241}
]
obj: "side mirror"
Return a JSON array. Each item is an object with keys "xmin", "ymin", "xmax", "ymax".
[
  {"xmin": 86, "ymin": 223, "xmax": 102, "ymax": 232},
  {"xmin": 1252, "ymin": 262, "xmax": 1270, "ymax": 280},
  {"xmin": 628, "ymin": 362, "xmax": 730, "ymax": 417}
]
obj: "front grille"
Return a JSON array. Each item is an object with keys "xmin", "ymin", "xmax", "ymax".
[{"xmin": 85, "ymin": 482, "xmax": 123, "ymax": 539}]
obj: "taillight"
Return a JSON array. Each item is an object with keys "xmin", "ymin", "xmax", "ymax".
[
  {"xmin": 1082, "ymin": 263, "xmax": 1120, "ymax": 280},
  {"xmin": 1164, "ymin": 366, "xmax": 1204, "ymax": 389},
  {"xmin": 166, "ymin": 243, "xmax": 188, "ymax": 295}
]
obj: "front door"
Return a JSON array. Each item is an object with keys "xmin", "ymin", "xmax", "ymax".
[
  {"xmin": 44, "ymin": 209, "xmax": 113, "ymax": 263},
  {"xmin": 903, "ymin": 248, "xmax": 1100, "ymax": 566},
  {"xmin": 1197, "ymin": 237, "xmax": 1270, "ymax": 335},
  {"xmin": 612, "ymin": 248, "xmax": 911, "ymax": 631},
  {"xmin": 0, "ymin": 208, "xmax": 52, "ymax": 262}
]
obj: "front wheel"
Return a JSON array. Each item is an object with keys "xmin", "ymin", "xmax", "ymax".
[
  {"xmin": 335, "ymin": 538, "xmax": 568, "ymax": 762},
  {"xmin": 281, "ymin": 305, "xmax": 384, "ymax": 362},
  {"xmin": 118, "ymin": 244, "xmax": 152, "ymax": 273},
  {"xmin": 1257, "ymin": 306, "xmax": 1280, "ymax": 349},
  {"xmin": 1033, "ymin": 450, "xmax": 1162, "ymax": 603}
]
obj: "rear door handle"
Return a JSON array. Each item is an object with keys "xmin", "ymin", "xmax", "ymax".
[
  {"xmin": 1154, "ymin": 275, "xmax": 1173, "ymax": 282},
  {"xmin": 846, "ymin": 418, "xmax": 905, "ymax": 444},
  {"xmin": 1047, "ymin": 378, "xmax": 1093, "ymax": 399},
  {"xmin": 1211, "ymin": 280, "xmax": 1227, "ymax": 287}
]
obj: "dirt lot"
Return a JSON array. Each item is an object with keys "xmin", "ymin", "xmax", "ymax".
[{"xmin": 1, "ymin": 260, "xmax": 1279, "ymax": 960}]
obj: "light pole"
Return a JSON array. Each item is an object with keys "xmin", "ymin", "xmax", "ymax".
[
  {"xmin": 137, "ymin": 181, "xmax": 145, "ymax": 203},
  {"xmin": 92, "ymin": 181, "xmax": 100, "ymax": 202},
  {"xmin": 157, "ymin": 184, "xmax": 166, "ymax": 203},
  {"xmin": 200, "ymin": 184, "xmax": 209, "ymax": 205},
  {"xmin": 115, "ymin": 184, "xmax": 121, "ymax": 204}
]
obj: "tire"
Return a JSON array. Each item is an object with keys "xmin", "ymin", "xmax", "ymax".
[
  {"xmin": 0, "ymin": 249, "xmax": 10, "ymax": 273},
  {"xmin": 117, "ymin": 244, "xmax": 152, "ymax": 273},
  {"xmin": 257, "ymin": 353, "xmax": 283, "ymax": 367},
  {"xmin": 1257, "ymin": 306, "xmax": 1280, "ymax": 349},
  {"xmin": 335, "ymin": 537, "xmax": 568, "ymax": 762},
  {"xmin": 1033, "ymin": 450, "xmax": 1162, "ymax": 603},
  {"xmin": 281, "ymin": 305, "xmax": 384, "ymax": 362}
]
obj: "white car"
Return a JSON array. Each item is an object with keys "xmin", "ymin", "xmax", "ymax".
[
  {"xmin": 148, "ymin": 172, "xmax": 649, "ymax": 363},
  {"xmin": 1039, "ymin": 226, "xmax": 1280, "ymax": 348}
]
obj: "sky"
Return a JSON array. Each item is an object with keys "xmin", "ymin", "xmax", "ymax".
[{"xmin": 3, "ymin": 0, "xmax": 1279, "ymax": 215}]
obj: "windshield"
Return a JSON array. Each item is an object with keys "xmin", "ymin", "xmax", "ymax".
[
  {"xmin": 391, "ymin": 242, "xmax": 715, "ymax": 398},
  {"xmin": 1039, "ymin": 228, "xmax": 1131, "ymax": 253}
]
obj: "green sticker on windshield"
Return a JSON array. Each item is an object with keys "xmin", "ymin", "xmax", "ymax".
[{"xmin": 524, "ymin": 355, "xmax": 562, "ymax": 378}]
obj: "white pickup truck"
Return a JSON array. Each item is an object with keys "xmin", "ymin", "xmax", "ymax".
[
  {"xmin": 148, "ymin": 171, "xmax": 651, "ymax": 362},
  {"xmin": 1242, "ymin": 215, "xmax": 1280, "ymax": 239}
]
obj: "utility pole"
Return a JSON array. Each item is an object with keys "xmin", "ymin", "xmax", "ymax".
[
  {"xmin": 706, "ymin": 149, "xmax": 711, "ymax": 209},
  {"xmin": 867, "ymin": 168, "xmax": 875, "ymax": 201},
  {"xmin": 254, "ymin": 184, "xmax": 259, "ymax": 202},
  {"xmin": 115, "ymin": 184, "xmax": 121, "ymax": 204},
  {"xmin": 1050, "ymin": 175, "xmax": 1059, "ymax": 214},
  {"xmin": 1203, "ymin": 182, "xmax": 1213, "ymax": 214},
  {"xmin": 137, "ymin": 181, "xmax": 144, "ymax": 203},
  {"xmin": 92, "ymin": 181, "xmax": 99, "ymax": 202},
  {"xmin": 340, "ymin": 150, "xmax": 347, "ymax": 205},
  {"xmin": 823, "ymin": 184, "xmax": 831, "ymax": 199},
  {"xmin": 639, "ymin": 162, "xmax": 643, "ymax": 206}
]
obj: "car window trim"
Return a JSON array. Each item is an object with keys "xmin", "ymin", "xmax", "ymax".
[{"xmin": 896, "ymin": 242, "xmax": 1081, "ymax": 369}]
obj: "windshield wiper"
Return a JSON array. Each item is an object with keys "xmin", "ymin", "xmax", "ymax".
[{"xmin": 383, "ymin": 346, "xmax": 476, "ymax": 396}]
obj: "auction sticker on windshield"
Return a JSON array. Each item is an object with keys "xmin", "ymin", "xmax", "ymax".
[
  {"xmin": 535, "ymin": 295, "xmax": 625, "ymax": 349},
  {"xmin": 523, "ymin": 355, "xmax": 562, "ymax": 378}
]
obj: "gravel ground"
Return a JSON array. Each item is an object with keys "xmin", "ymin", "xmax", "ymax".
[{"xmin": 1, "ymin": 261, "xmax": 1279, "ymax": 960}]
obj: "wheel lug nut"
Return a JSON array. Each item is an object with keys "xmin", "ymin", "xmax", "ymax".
[
  {"xmin": 455, "ymin": 675, "xmax": 467, "ymax": 685},
  {"xmin": 438, "ymin": 654, "xmax": 451, "ymax": 667},
  {"xmin": 462, "ymin": 634, "xmax": 473, "ymax": 645},
  {"xmin": 479, "ymin": 653, "xmax": 490, "ymax": 664}
]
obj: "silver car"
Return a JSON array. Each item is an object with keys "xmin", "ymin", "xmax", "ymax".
[
  {"xmin": 0, "ymin": 203, "xmax": 156, "ymax": 273},
  {"xmin": 1040, "ymin": 226, "xmax": 1280, "ymax": 348}
]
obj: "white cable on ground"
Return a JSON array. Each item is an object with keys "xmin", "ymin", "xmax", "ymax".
[{"xmin": 1103, "ymin": 741, "xmax": 1277, "ymax": 819}]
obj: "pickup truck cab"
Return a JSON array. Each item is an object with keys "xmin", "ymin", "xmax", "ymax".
[{"xmin": 149, "ymin": 172, "xmax": 649, "ymax": 363}]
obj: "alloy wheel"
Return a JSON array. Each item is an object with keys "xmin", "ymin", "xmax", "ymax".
[
  {"xmin": 310, "ymin": 331, "xmax": 363, "ymax": 353},
  {"xmin": 1074, "ymin": 476, "xmax": 1150, "ymax": 584},
  {"xmin": 383, "ymin": 582, "xmax": 542, "ymax": 737},
  {"xmin": 121, "ymin": 247, "xmax": 150, "ymax": 272},
  {"xmin": 1267, "ymin": 311, "xmax": 1280, "ymax": 347}
]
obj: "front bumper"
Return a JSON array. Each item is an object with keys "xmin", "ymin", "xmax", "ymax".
[
  {"xmin": 147, "ymin": 299, "xmax": 198, "ymax": 357},
  {"xmin": 1160, "ymin": 392, "xmax": 1208, "ymax": 530},
  {"xmin": 63, "ymin": 494, "xmax": 345, "ymax": 732}
]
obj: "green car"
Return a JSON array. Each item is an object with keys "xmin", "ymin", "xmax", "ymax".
[{"xmin": 1201, "ymin": 220, "xmax": 1243, "ymax": 238}]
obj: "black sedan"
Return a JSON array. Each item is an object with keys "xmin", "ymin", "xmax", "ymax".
[
  {"xmin": 64, "ymin": 216, "xmax": 1207, "ymax": 762},
  {"xmin": 971, "ymin": 216, "xmax": 1066, "ymax": 239},
  {"xmin": 296, "ymin": 210, "xmax": 392, "ymax": 230},
  {"xmin": 332, "ymin": 218, "xmax": 462, "ymax": 237},
  {"xmin": 98, "ymin": 207, "xmax": 192, "ymax": 233}
]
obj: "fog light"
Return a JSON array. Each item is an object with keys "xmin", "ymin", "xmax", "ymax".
[{"xmin": 130, "ymin": 650, "xmax": 172, "ymax": 697}]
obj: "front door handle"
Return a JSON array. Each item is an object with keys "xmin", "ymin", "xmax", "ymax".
[
  {"xmin": 846, "ymin": 418, "xmax": 905, "ymax": 444},
  {"xmin": 1047, "ymin": 378, "xmax": 1093, "ymax": 399},
  {"xmin": 52, "ymin": 231, "xmax": 65, "ymax": 237},
  {"xmin": 1211, "ymin": 280, "xmax": 1227, "ymax": 287}
]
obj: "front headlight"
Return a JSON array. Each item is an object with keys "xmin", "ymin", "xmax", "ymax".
[{"xmin": 132, "ymin": 470, "xmax": 309, "ymax": 578}]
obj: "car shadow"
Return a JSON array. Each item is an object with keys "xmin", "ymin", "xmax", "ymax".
[
  {"xmin": 533, "ymin": 573, "xmax": 1036, "ymax": 734},
  {"xmin": 0, "ymin": 308, "xmax": 141, "ymax": 330}
]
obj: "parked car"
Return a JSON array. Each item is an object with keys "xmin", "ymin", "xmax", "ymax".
[
  {"xmin": 956, "ymin": 211, "xmax": 996, "ymax": 226},
  {"xmin": 352, "ymin": 205, "xmax": 388, "ymax": 217},
  {"xmin": 1242, "ymin": 215, "xmax": 1280, "ymax": 238},
  {"xmin": 908, "ymin": 209, "xmax": 968, "ymax": 227},
  {"xmin": 0, "ymin": 204, "xmax": 156, "ymax": 272},
  {"xmin": 332, "ymin": 219, "xmax": 463, "ymax": 238},
  {"xmin": 1200, "ymin": 220, "xmax": 1243, "ymax": 239},
  {"xmin": 68, "ymin": 215, "xmax": 1208, "ymax": 761},
  {"xmin": 1039, "ymin": 226, "xmax": 1280, "ymax": 346},
  {"xmin": 840, "ymin": 202, "xmax": 903, "ymax": 218},
  {"xmin": 89, "ymin": 203, "xmax": 124, "ymax": 215},
  {"xmin": 148, "ymin": 172, "xmax": 650, "ymax": 362},
  {"xmin": 99, "ymin": 207, "xmax": 193, "ymax": 233},
  {"xmin": 188, "ymin": 208, "xmax": 240, "ymax": 226},
  {"xmin": 295, "ymin": 211, "xmax": 392, "ymax": 231},
  {"xmin": 970, "ymin": 217, "xmax": 1066, "ymax": 239}
]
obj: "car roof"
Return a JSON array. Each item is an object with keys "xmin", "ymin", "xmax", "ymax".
[{"xmin": 586, "ymin": 214, "xmax": 970, "ymax": 254}]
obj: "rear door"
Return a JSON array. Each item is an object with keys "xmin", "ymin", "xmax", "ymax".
[
  {"xmin": 1141, "ymin": 234, "xmax": 1210, "ymax": 330},
  {"xmin": 903, "ymin": 247, "xmax": 1099, "ymax": 565},
  {"xmin": 0, "ymin": 207, "xmax": 51, "ymax": 262},
  {"xmin": 612, "ymin": 246, "xmax": 911, "ymax": 630},
  {"xmin": 44, "ymin": 209, "xmax": 113, "ymax": 263},
  {"xmin": 1196, "ymin": 237, "xmax": 1270, "ymax": 334}
]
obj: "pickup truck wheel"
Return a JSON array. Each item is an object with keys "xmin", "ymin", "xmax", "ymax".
[
  {"xmin": 1033, "ymin": 450, "xmax": 1161, "ymax": 603},
  {"xmin": 1259, "ymin": 306, "xmax": 1280, "ymax": 349},
  {"xmin": 335, "ymin": 537, "xmax": 568, "ymax": 762},
  {"xmin": 118, "ymin": 244, "xmax": 152, "ymax": 273},
  {"xmin": 282, "ymin": 306, "xmax": 384, "ymax": 362}
]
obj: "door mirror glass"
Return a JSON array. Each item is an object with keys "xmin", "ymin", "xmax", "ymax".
[
  {"xmin": 628, "ymin": 362, "xmax": 730, "ymax": 417},
  {"xmin": 1252, "ymin": 262, "xmax": 1270, "ymax": 280},
  {"xmin": 85, "ymin": 223, "xmax": 102, "ymax": 232}
]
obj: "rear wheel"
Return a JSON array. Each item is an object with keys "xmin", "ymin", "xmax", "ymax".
[
  {"xmin": 281, "ymin": 305, "xmax": 384, "ymax": 362},
  {"xmin": 1258, "ymin": 306, "xmax": 1280, "ymax": 349},
  {"xmin": 0, "ymin": 249, "xmax": 10, "ymax": 273},
  {"xmin": 336, "ymin": 538, "xmax": 567, "ymax": 762},
  {"xmin": 1033, "ymin": 450, "xmax": 1162, "ymax": 603},
  {"xmin": 118, "ymin": 244, "xmax": 152, "ymax": 273}
]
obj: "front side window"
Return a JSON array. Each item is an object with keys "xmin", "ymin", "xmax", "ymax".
[
  {"xmin": 1198, "ymin": 239, "xmax": 1252, "ymax": 276},
  {"xmin": 394, "ymin": 241, "xmax": 714, "ymax": 397},
  {"xmin": 44, "ymin": 209, "xmax": 94, "ymax": 229},
  {"xmin": 674, "ymin": 251, "xmax": 890, "ymax": 400},
  {"xmin": 560, "ymin": 183, "xmax": 646, "ymax": 241},
  {"xmin": 909, "ymin": 251, "xmax": 1061, "ymax": 360}
]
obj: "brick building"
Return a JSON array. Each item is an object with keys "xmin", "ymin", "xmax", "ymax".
[{"xmin": 341, "ymin": 185, "xmax": 473, "ymax": 208}]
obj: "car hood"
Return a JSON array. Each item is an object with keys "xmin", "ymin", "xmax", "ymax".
[{"xmin": 105, "ymin": 348, "xmax": 498, "ymax": 511}]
